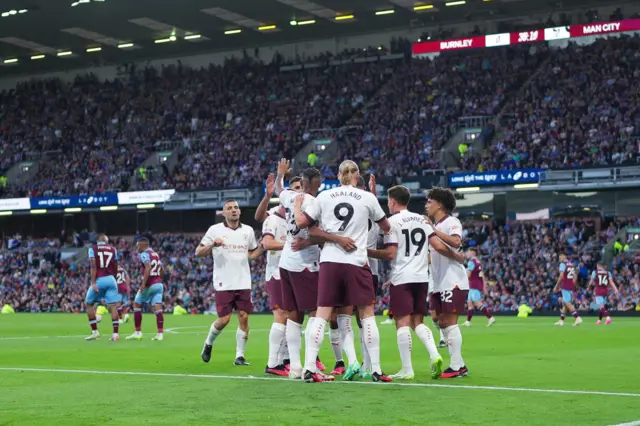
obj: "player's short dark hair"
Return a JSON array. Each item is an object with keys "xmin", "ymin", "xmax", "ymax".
[
  {"xmin": 387, "ymin": 185, "xmax": 411, "ymax": 206},
  {"xmin": 223, "ymin": 199, "xmax": 238, "ymax": 208},
  {"xmin": 356, "ymin": 176, "xmax": 365, "ymax": 189},
  {"xmin": 138, "ymin": 237, "xmax": 149, "ymax": 244},
  {"xmin": 468, "ymin": 247, "xmax": 478, "ymax": 254},
  {"xmin": 302, "ymin": 167, "xmax": 321, "ymax": 182},
  {"xmin": 289, "ymin": 176, "xmax": 302, "ymax": 186},
  {"xmin": 428, "ymin": 187, "xmax": 456, "ymax": 214}
]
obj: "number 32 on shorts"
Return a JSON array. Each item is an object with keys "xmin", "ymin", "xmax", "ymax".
[{"xmin": 440, "ymin": 290, "xmax": 453, "ymax": 303}]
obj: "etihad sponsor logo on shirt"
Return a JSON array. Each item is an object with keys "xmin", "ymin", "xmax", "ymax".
[
  {"xmin": 440, "ymin": 39, "xmax": 473, "ymax": 50},
  {"xmin": 582, "ymin": 22, "xmax": 620, "ymax": 34}
]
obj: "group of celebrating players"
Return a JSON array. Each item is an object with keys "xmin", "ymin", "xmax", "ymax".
[
  {"xmin": 81, "ymin": 157, "xmax": 622, "ymax": 383},
  {"xmin": 196, "ymin": 158, "xmax": 476, "ymax": 383}
]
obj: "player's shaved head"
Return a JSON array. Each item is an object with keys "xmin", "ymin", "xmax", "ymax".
[
  {"xmin": 97, "ymin": 234, "xmax": 109, "ymax": 243},
  {"xmin": 427, "ymin": 187, "xmax": 456, "ymax": 214},
  {"xmin": 356, "ymin": 176, "xmax": 366, "ymax": 189},
  {"xmin": 301, "ymin": 168, "xmax": 322, "ymax": 196},
  {"xmin": 138, "ymin": 237, "xmax": 149, "ymax": 245}
]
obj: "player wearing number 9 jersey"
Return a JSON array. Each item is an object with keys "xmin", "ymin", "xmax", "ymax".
[
  {"xmin": 85, "ymin": 234, "xmax": 120, "ymax": 341},
  {"xmin": 553, "ymin": 254, "xmax": 582, "ymax": 327},
  {"xmin": 295, "ymin": 160, "xmax": 394, "ymax": 383},
  {"xmin": 126, "ymin": 237, "xmax": 165, "ymax": 341}
]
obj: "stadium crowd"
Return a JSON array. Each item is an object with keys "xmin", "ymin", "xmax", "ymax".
[
  {"xmin": 464, "ymin": 35, "xmax": 640, "ymax": 171},
  {"xmin": 1, "ymin": 35, "xmax": 640, "ymax": 199},
  {"xmin": 2, "ymin": 217, "xmax": 639, "ymax": 315}
]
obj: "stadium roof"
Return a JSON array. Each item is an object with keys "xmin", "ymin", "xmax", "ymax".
[{"xmin": 0, "ymin": 0, "xmax": 624, "ymax": 76}]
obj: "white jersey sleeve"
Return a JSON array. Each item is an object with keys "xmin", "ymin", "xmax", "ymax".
[
  {"xmin": 430, "ymin": 216, "xmax": 468, "ymax": 292},
  {"xmin": 367, "ymin": 219, "xmax": 381, "ymax": 277},
  {"xmin": 262, "ymin": 214, "xmax": 287, "ymax": 281},
  {"xmin": 200, "ymin": 225, "xmax": 219, "ymax": 248}
]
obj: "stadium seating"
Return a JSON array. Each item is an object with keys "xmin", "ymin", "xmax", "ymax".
[
  {"xmin": 464, "ymin": 35, "xmax": 640, "ymax": 172},
  {"xmin": 2, "ymin": 218, "xmax": 638, "ymax": 314}
]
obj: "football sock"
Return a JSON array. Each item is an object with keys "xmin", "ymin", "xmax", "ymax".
[
  {"xmin": 414, "ymin": 324, "xmax": 440, "ymax": 360},
  {"xmin": 396, "ymin": 326, "xmax": 413, "ymax": 373}
]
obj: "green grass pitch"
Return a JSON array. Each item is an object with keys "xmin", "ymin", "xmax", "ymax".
[{"xmin": 1, "ymin": 314, "xmax": 639, "ymax": 426}]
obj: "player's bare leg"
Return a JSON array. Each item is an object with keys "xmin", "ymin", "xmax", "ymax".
[
  {"xmin": 411, "ymin": 314, "xmax": 444, "ymax": 379},
  {"xmin": 201, "ymin": 313, "xmax": 231, "ymax": 363},
  {"xmin": 439, "ymin": 313, "xmax": 467, "ymax": 379},
  {"xmin": 108, "ymin": 303, "xmax": 120, "ymax": 341},
  {"xmin": 381, "ymin": 310, "xmax": 393, "ymax": 325},
  {"xmin": 597, "ymin": 303, "xmax": 611, "ymax": 325},
  {"xmin": 430, "ymin": 310, "xmax": 445, "ymax": 347},
  {"xmin": 126, "ymin": 302, "xmax": 144, "ymax": 340},
  {"xmin": 118, "ymin": 303, "xmax": 130, "ymax": 325},
  {"xmin": 329, "ymin": 309, "xmax": 345, "ymax": 376},
  {"xmin": 85, "ymin": 304, "xmax": 100, "ymax": 340},
  {"xmin": 354, "ymin": 307, "xmax": 372, "ymax": 379},
  {"xmin": 337, "ymin": 306, "xmax": 360, "ymax": 380},
  {"xmin": 555, "ymin": 305, "xmax": 567, "ymax": 326},
  {"xmin": 234, "ymin": 310, "xmax": 250, "ymax": 365},
  {"xmin": 565, "ymin": 302, "xmax": 582, "ymax": 326},
  {"xmin": 464, "ymin": 300, "xmax": 474, "ymax": 326},
  {"xmin": 151, "ymin": 303, "xmax": 164, "ymax": 341},
  {"xmin": 390, "ymin": 314, "xmax": 415, "ymax": 380},
  {"xmin": 266, "ymin": 308, "xmax": 289, "ymax": 376}
]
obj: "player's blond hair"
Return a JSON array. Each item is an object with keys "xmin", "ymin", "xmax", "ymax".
[{"xmin": 338, "ymin": 160, "xmax": 359, "ymax": 186}]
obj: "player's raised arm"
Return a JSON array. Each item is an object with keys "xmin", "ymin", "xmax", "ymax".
[
  {"xmin": 367, "ymin": 192, "xmax": 391, "ymax": 233},
  {"xmin": 255, "ymin": 174, "xmax": 275, "ymax": 223},
  {"xmin": 274, "ymin": 158, "xmax": 292, "ymax": 195}
]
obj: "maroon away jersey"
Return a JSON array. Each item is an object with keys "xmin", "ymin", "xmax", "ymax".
[
  {"xmin": 468, "ymin": 257, "xmax": 484, "ymax": 290},
  {"xmin": 91, "ymin": 243, "xmax": 118, "ymax": 278},
  {"xmin": 594, "ymin": 268, "xmax": 611, "ymax": 297},
  {"xmin": 560, "ymin": 260, "xmax": 576, "ymax": 290},
  {"xmin": 140, "ymin": 249, "xmax": 163, "ymax": 286}
]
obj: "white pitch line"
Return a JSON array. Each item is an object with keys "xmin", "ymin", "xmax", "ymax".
[
  {"xmin": 608, "ymin": 421, "xmax": 640, "ymax": 426},
  {"xmin": 0, "ymin": 367, "xmax": 639, "ymax": 398}
]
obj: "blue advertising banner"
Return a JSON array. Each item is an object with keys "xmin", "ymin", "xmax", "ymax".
[
  {"xmin": 30, "ymin": 193, "xmax": 119, "ymax": 209},
  {"xmin": 263, "ymin": 179, "xmax": 340, "ymax": 196},
  {"xmin": 448, "ymin": 169, "xmax": 544, "ymax": 187}
]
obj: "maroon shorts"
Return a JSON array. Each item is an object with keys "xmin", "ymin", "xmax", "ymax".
[
  {"xmin": 280, "ymin": 268, "xmax": 318, "ymax": 312},
  {"xmin": 117, "ymin": 284, "xmax": 128, "ymax": 294},
  {"xmin": 430, "ymin": 288, "xmax": 469, "ymax": 316},
  {"xmin": 318, "ymin": 262, "xmax": 375, "ymax": 308},
  {"xmin": 266, "ymin": 278, "xmax": 283, "ymax": 311},
  {"xmin": 390, "ymin": 282, "xmax": 428, "ymax": 317},
  {"xmin": 215, "ymin": 290, "xmax": 254, "ymax": 317}
]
